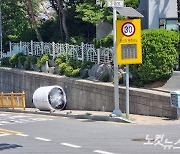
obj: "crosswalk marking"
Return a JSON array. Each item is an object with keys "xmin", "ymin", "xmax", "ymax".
[{"xmin": 0, "ymin": 113, "xmax": 54, "ymax": 126}]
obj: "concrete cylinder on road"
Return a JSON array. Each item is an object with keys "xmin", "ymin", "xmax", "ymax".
[{"xmin": 33, "ymin": 86, "xmax": 67, "ymax": 111}]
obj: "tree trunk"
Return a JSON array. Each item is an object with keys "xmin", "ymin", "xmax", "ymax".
[
  {"xmin": 49, "ymin": 0, "xmax": 64, "ymax": 41},
  {"xmin": 56, "ymin": 0, "xmax": 69, "ymax": 42},
  {"xmin": 26, "ymin": 0, "xmax": 42, "ymax": 42}
]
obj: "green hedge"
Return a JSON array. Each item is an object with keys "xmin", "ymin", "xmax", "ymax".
[{"xmin": 130, "ymin": 29, "xmax": 179, "ymax": 87}]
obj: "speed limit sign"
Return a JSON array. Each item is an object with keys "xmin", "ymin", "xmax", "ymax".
[
  {"xmin": 116, "ymin": 19, "xmax": 142, "ymax": 64},
  {"xmin": 121, "ymin": 22, "xmax": 135, "ymax": 37}
]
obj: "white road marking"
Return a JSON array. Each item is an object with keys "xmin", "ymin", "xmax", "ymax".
[
  {"xmin": 94, "ymin": 150, "xmax": 115, "ymax": 154},
  {"xmin": 35, "ymin": 137, "xmax": 51, "ymax": 142},
  {"xmin": 16, "ymin": 134, "xmax": 29, "ymax": 137},
  {"xmin": 0, "ymin": 134, "xmax": 10, "ymax": 137},
  {"xmin": 0, "ymin": 121, "xmax": 11, "ymax": 124},
  {"xmin": 61, "ymin": 143, "xmax": 81, "ymax": 148}
]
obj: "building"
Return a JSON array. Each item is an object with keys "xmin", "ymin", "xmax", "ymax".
[{"xmin": 138, "ymin": 0, "xmax": 178, "ymax": 30}]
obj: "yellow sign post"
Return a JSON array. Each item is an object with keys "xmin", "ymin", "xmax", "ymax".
[{"xmin": 116, "ymin": 19, "xmax": 142, "ymax": 64}]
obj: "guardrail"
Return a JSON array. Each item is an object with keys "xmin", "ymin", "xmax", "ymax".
[{"xmin": 0, "ymin": 92, "xmax": 26, "ymax": 110}]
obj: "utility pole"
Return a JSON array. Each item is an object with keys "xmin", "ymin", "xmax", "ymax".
[{"xmin": 0, "ymin": 6, "xmax": 2, "ymax": 58}]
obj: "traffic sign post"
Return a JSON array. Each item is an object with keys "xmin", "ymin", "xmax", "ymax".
[{"xmin": 116, "ymin": 19, "xmax": 142, "ymax": 119}]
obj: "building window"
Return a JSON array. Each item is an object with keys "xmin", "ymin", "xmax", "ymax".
[{"xmin": 159, "ymin": 18, "xmax": 178, "ymax": 30}]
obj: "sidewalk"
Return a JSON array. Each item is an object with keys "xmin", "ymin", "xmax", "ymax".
[{"xmin": 0, "ymin": 108, "xmax": 179, "ymax": 125}]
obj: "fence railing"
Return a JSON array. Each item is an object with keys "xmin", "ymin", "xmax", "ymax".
[
  {"xmin": 1, "ymin": 41, "xmax": 113, "ymax": 64},
  {"xmin": 0, "ymin": 92, "xmax": 26, "ymax": 110}
]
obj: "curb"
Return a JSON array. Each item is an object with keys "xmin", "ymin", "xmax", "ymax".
[{"xmin": 0, "ymin": 108, "xmax": 133, "ymax": 124}]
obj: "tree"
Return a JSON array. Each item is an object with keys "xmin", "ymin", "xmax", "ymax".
[
  {"xmin": 49, "ymin": 0, "xmax": 69, "ymax": 42},
  {"xmin": 25, "ymin": 0, "xmax": 42, "ymax": 41},
  {"xmin": 76, "ymin": 0, "xmax": 140, "ymax": 25},
  {"xmin": 0, "ymin": 0, "xmax": 36, "ymax": 50}
]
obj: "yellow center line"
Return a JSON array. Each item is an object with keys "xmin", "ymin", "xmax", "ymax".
[{"xmin": 0, "ymin": 128, "xmax": 23, "ymax": 134}]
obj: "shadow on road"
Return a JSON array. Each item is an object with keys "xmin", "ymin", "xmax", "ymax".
[{"xmin": 0, "ymin": 143, "xmax": 23, "ymax": 151}]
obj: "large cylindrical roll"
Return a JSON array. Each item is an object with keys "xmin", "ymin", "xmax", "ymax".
[{"xmin": 33, "ymin": 86, "xmax": 67, "ymax": 111}]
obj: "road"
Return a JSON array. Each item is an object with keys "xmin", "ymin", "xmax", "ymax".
[{"xmin": 0, "ymin": 112, "xmax": 180, "ymax": 154}]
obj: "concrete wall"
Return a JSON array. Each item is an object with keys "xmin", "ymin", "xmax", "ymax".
[
  {"xmin": 0, "ymin": 67, "xmax": 177, "ymax": 118},
  {"xmin": 96, "ymin": 20, "xmax": 112, "ymax": 39},
  {"xmin": 148, "ymin": 0, "xmax": 177, "ymax": 29}
]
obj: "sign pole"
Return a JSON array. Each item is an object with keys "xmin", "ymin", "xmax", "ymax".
[
  {"xmin": 113, "ymin": 7, "xmax": 121, "ymax": 116},
  {"xmin": 126, "ymin": 64, "xmax": 129, "ymax": 119}
]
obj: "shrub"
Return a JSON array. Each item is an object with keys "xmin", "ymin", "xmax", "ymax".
[
  {"xmin": 18, "ymin": 55, "xmax": 26, "ymax": 64},
  {"xmin": 25, "ymin": 56, "xmax": 37, "ymax": 70},
  {"xmin": 37, "ymin": 54, "xmax": 49, "ymax": 68},
  {"xmin": 67, "ymin": 58, "xmax": 81, "ymax": 69},
  {"xmin": 130, "ymin": 29, "xmax": 179, "ymax": 87},
  {"xmin": 81, "ymin": 60, "xmax": 93, "ymax": 69},
  {"xmin": 65, "ymin": 66, "xmax": 73, "ymax": 77},
  {"xmin": 9, "ymin": 52, "xmax": 24, "ymax": 67},
  {"xmin": 93, "ymin": 34, "xmax": 113, "ymax": 48},
  {"xmin": 55, "ymin": 58, "xmax": 63, "ymax": 65},
  {"xmin": 71, "ymin": 69, "xmax": 80, "ymax": 77},
  {"xmin": 59, "ymin": 63, "xmax": 67, "ymax": 75},
  {"xmin": 56, "ymin": 53, "xmax": 70, "ymax": 63},
  {"xmin": 0, "ymin": 57, "xmax": 10, "ymax": 67}
]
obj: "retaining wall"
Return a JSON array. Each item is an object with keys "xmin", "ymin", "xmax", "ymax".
[{"xmin": 0, "ymin": 67, "xmax": 177, "ymax": 118}]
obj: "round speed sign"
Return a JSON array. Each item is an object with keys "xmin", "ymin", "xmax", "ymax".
[{"xmin": 121, "ymin": 22, "xmax": 135, "ymax": 37}]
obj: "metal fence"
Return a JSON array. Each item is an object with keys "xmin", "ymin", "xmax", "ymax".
[{"xmin": 1, "ymin": 41, "xmax": 114, "ymax": 64}]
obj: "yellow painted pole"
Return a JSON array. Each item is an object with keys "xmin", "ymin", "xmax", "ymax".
[
  {"xmin": 22, "ymin": 91, "xmax": 26, "ymax": 110},
  {"xmin": 11, "ymin": 92, "xmax": 14, "ymax": 109},
  {"xmin": 1, "ymin": 92, "xmax": 4, "ymax": 107}
]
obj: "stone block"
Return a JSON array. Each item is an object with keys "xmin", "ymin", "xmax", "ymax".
[
  {"xmin": 130, "ymin": 102, "xmax": 137, "ymax": 114},
  {"xmin": 149, "ymin": 106, "xmax": 163, "ymax": 117},
  {"xmin": 162, "ymin": 109, "xmax": 177, "ymax": 118},
  {"xmin": 136, "ymin": 103, "xmax": 149, "ymax": 115}
]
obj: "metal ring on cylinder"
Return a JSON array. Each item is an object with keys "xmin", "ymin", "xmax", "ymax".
[{"xmin": 33, "ymin": 86, "xmax": 67, "ymax": 111}]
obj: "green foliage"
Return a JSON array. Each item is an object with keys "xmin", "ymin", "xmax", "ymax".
[
  {"xmin": 71, "ymin": 69, "xmax": 80, "ymax": 77},
  {"xmin": 67, "ymin": 58, "xmax": 81, "ymax": 69},
  {"xmin": 130, "ymin": 29, "xmax": 179, "ymax": 87},
  {"xmin": 9, "ymin": 52, "xmax": 25, "ymax": 67},
  {"xmin": 93, "ymin": 34, "xmax": 113, "ymax": 48},
  {"xmin": 0, "ymin": 57, "xmax": 10, "ymax": 67},
  {"xmin": 69, "ymin": 36, "xmax": 85, "ymax": 45},
  {"xmin": 81, "ymin": 60, "xmax": 93, "ymax": 69},
  {"xmin": 76, "ymin": 0, "xmax": 139, "ymax": 26},
  {"xmin": 125, "ymin": 0, "xmax": 140, "ymax": 9},
  {"xmin": 59, "ymin": 63, "xmax": 67, "ymax": 75},
  {"xmin": 76, "ymin": 1, "xmax": 107, "ymax": 25},
  {"xmin": 56, "ymin": 53, "xmax": 69, "ymax": 63},
  {"xmin": 36, "ymin": 54, "xmax": 49, "ymax": 68},
  {"xmin": 18, "ymin": 55, "xmax": 26, "ymax": 64},
  {"xmin": 65, "ymin": 66, "xmax": 73, "ymax": 77},
  {"xmin": 55, "ymin": 58, "xmax": 63, "ymax": 66},
  {"xmin": 0, "ymin": 1, "xmax": 37, "ymax": 50},
  {"xmin": 25, "ymin": 56, "xmax": 37, "ymax": 70}
]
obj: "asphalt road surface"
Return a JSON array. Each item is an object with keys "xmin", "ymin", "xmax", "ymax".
[{"xmin": 0, "ymin": 112, "xmax": 180, "ymax": 154}]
